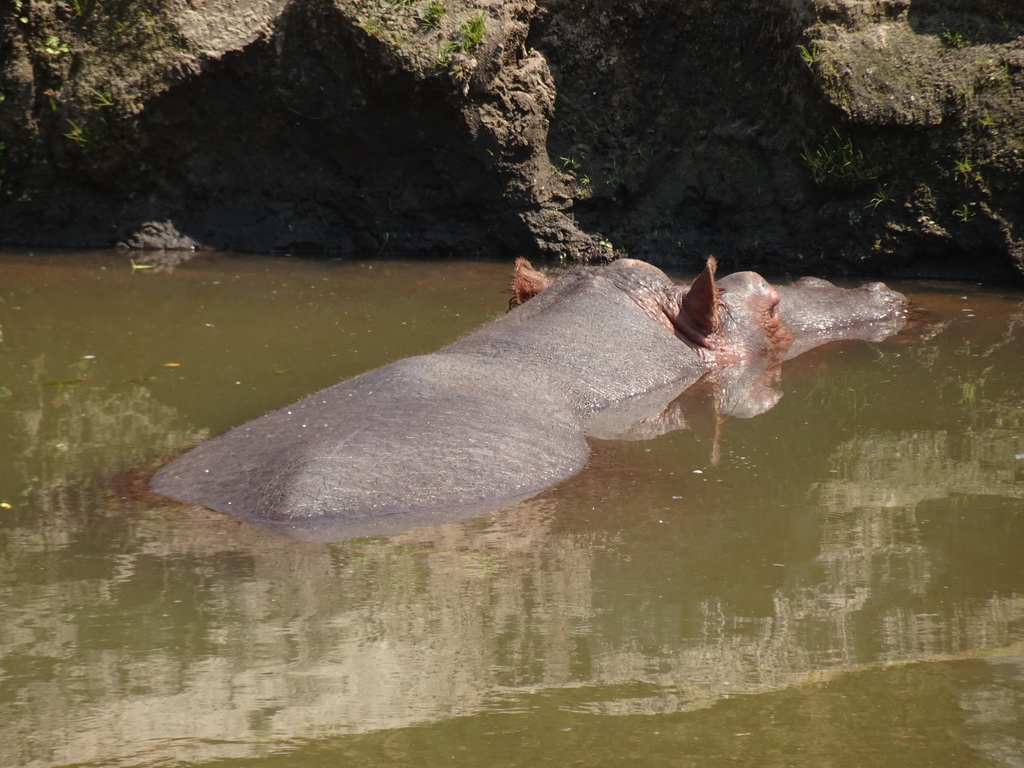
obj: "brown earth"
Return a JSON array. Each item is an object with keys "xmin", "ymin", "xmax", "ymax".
[{"xmin": 1, "ymin": 0, "xmax": 1022, "ymax": 280}]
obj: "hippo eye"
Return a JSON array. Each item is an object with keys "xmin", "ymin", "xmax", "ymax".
[{"xmin": 769, "ymin": 302, "xmax": 780, "ymax": 319}]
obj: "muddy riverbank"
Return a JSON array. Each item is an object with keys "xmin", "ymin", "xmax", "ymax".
[{"xmin": 1, "ymin": 0, "xmax": 1022, "ymax": 280}]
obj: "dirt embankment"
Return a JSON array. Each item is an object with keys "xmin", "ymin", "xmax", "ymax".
[{"xmin": 1, "ymin": 0, "xmax": 1022, "ymax": 280}]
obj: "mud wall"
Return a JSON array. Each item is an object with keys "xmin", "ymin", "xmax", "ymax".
[{"xmin": 1, "ymin": 0, "xmax": 1022, "ymax": 280}]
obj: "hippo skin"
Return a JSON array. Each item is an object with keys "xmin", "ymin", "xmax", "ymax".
[{"xmin": 151, "ymin": 258, "xmax": 908, "ymax": 541}]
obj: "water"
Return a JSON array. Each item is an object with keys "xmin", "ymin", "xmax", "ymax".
[{"xmin": 1, "ymin": 251, "xmax": 1022, "ymax": 767}]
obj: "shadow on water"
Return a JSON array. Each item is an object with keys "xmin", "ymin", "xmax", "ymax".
[{"xmin": 0, "ymin": 251, "xmax": 1022, "ymax": 767}]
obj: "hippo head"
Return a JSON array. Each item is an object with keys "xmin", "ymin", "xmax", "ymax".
[
  {"xmin": 670, "ymin": 258, "xmax": 793, "ymax": 362},
  {"xmin": 513, "ymin": 256, "xmax": 794, "ymax": 363},
  {"xmin": 512, "ymin": 256, "xmax": 908, "ymax": 364}
]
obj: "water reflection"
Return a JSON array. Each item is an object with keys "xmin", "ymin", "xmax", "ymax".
[{"xmin": 0, "ymin": 253, "xmax": 1022, "ymax": 767}]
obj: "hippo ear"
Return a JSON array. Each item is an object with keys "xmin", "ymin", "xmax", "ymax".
[
  {"xmin": 679, "ymin": 257, "xmax": 721, "ymax": 337},
  {"xmin": 509, "ymin": 258, "xmax": 553, "ymax": 310}
]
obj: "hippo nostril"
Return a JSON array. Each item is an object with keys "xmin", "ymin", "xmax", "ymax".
[{"xmin": 866, "ymin": 282, "xmax": 889, "ymax": 292}]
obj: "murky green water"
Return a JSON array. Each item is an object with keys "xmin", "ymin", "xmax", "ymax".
[{"xmin": 1, "ymin": 251, "xmax": 1022, "ymax": 767}]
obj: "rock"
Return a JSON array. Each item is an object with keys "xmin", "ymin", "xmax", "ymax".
[{"xmin": 122, "ymin": 220, "xmax": 201, "ymax": 251}]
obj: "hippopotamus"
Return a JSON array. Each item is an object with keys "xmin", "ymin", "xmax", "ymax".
[{"xmin": 151, "ymin": 258, "xmax": 908, "ymax": 541}]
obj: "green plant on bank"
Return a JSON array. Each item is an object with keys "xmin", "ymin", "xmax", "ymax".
[
  {"xmin": 977, "ymin": 56, "xmax": 1011, "ymax": 88},
  {"xmin": 459, "ymin": 14, "xmax": 485, "ymax": 52},
  {"xmin": 953, "ymin": 203, "xmax": 974, "ymax": 222},
  {"xmin": 604, "ymin": 159, "xmax": 624, "ymax": 188},
  {"xmin": 436, "ymin": 38, "xmax": 459, "ymax": 66},
  {"xmin": 942, "ymin": 27, "xmax": 971, "ymax": 48},
  {"xmin": 954, "ymin": 156, "xmax": 975, "ymax": 180},
  {"xmin": 63, "ymin": 119, "xmax": 88, "ymax": 146},
  {"xmin": 631, "ymin": 144, "xmax": 652, "ymax": 162},
  {"xmin": 865, "ymin": 182, "xmax": 895, "ymax": 211},
  {"xmin": 379, "ymin": 231, "xmax": 398, "ymax": 253},
  {"xmin": 40, "ymin": 35, "xmax": 70, "ymax": 56},
  {"xmin": 796, "ymin": 43, "xmax": 819, "ymax": 67},
  {"xmin": 358, "ymin": 15, "xmax": 387, "ymax": 38},
  {"xmin": 418, "ymin": 1, "xmax": 446, "ymax": 29},
  {"xmin": 68, "ymin": 0, "xmax": 95, "ymax": 16},
  {"xmin": 800, "ymin": 127, "xmax": 877, "ymax": 187},
  {"xmin": 89, "ymin": 87, "xmax": 113, "ymax": 108},
  {"xmin": 561, "ymin": 155, "xmax": 578, "ymax": 169}
]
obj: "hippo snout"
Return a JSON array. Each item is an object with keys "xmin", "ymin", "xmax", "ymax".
[{"xmin": 865, "ymin": 281, "xmax": 910, "ymax": 312}]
